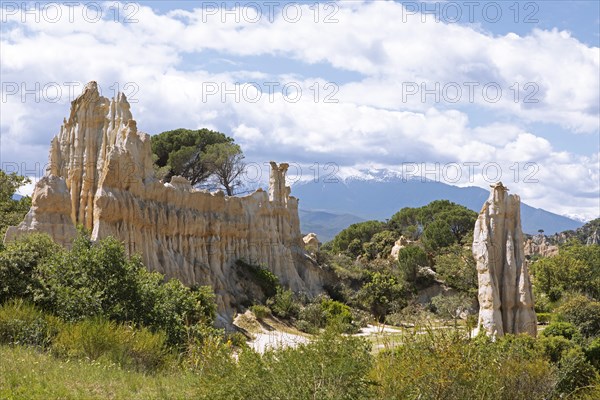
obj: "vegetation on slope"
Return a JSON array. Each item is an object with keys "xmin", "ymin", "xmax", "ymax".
[{"xmin": 0, "ymin": 169, "xmax": 599, "ymax": 398}]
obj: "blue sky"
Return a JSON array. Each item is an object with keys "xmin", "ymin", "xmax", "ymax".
[{"xmin": 1, "ymin": 1, "xmax": 599, "ymax": 220}]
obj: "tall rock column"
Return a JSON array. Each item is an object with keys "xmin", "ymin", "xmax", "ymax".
[{"xmin": 472, "ymin": 182, "xmax": 537, "ymax": 337}]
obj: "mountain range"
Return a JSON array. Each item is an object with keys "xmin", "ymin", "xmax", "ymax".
[{"xmin": 293, "ymin": 174, "xmax": 585, "ymax": 242}]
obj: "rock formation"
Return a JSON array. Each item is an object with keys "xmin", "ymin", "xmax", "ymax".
[
  {"xmin": 524, "ymin": 234, "xmax": 559, "ymax": 258},
  {"xmin": 303, "ymin": 233, "xmax": 320, "ymax": 253},
  {"xmin": 472, "ymin": 182, "xmax": 537, "ymax": 337},
  {"xmin": 5, "ymin": 81, "xmax": 324, "ymax": 325},
  {"xmin": 390, "ymin": 235, "xmax": 412, "ymax": 259}
]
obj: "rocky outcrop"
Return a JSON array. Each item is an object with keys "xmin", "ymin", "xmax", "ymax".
[
  {"xmin": 5, "ymin": 81, "xmax": 324, "ymax": 325},
  {"xmin": 303, "ymin": 233, "xmax": 319, "ymax": 253},
  {"xmin": 524, "ymin": 234, "xmax": 559, "ymax": 258},
  {"xmin": 586, "ymin": 229, "xmax": 599, "ymax": 246},
  {"xmin": 472, "ymin": 182, "xmax": 537, "ymax": 337},
  {"xmin": 390, "ymin": 236, "xmax": 412, "ymax": 259}
]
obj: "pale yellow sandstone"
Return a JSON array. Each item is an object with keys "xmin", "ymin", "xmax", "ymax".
[
  {"xmin": 472, "ymin": 182, "xmax": 537, "ymax": 337},
  {"xmin": 5, "ymin": 81, "xmax": 325, "ymax": 325}
]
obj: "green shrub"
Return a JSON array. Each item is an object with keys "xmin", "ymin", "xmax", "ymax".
[
  {"xmin": 536, "ymin": 312, "xmax": 553, "ymax": 325},
  {"xmin": 434, "ymin": 244, "xmax": 477, "ymax": 294},
  {"xmin": 267, "ymin": 287, "xmax": 299, "ymax": 319},
  {"xmin": 298, "ymin": 302, "xmax": 326, "ymax": 333},
  {"xmin": 585, "ymin": 337, "xmax": 600, "ymax": 370},
  {"xmin": 0, "ymin": 234, "xmax": 60, "ymax": 303},
  {"xmin": 331, "ymin": 220, "xmax": 385, "ymax": 255},
  {"xmin": 555, "ymin": 347, "xmax": 599, "ymax": 397},
  {"xmin": 373, "ymin": 331, "xmax": 555, "ymax": 400},
  {"xmin": 557, "ymin": 294, "xmax": 600, "ymax": 338},
  {"xmin": 249, "ymin": 305, "xmax": 271, "ymax": 320},
  {"xmin": 51, "ymin": 318, "xmax": 169, "ymax": 372},
  {"xmin": 357, "ymin": 272, "xmax": 407, "ymax": 322},
  {"xmin": 541, "ymin": 321, "xmax": 583, "ymax": 342},
  {"xmin": 0, "ymin": 300, "xmax": 61, "ymax": 348},
  {"xmin": 235, "ymin": 260, "xmax": 280, "ymax": 297},
  {"xmin": 220, "ymin": 331, "xmax": 373, "ymax": 399},
  {"xmin": 31, "ymin": 232, "xmax": 216, "ymax": 347},
  {"xmin": 539, "ymin": 335, "xmax": 577, "ymax": 363},
  {"xmin": 397, "ymin": 245, "xmax": 428, "ymax": 284}
]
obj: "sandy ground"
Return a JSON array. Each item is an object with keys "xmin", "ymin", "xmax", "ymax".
[
  {"xmin": 234, "ymin": 311, "xmax": 310, "ymax": 353},
  {"xmin": 355, "ymin": 324, "xmax": 403, "ymax": 336},
  {"xmin": 247, "ymin": 330, "xmax": 310, "ymax": 353}
]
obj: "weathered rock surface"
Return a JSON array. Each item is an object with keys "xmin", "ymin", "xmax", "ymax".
[
  {"xmin": 5, "ymin": 81, "xmax": 325, "ymax": 325},
  {"xmin": 472, "ymin": 182, "xmax": 537, "ymax": 337},
  {"xmin": 524, "ymin": 234, "xmax": 559, "ymax": 258},
  {"xmin": 390, "ymin": 235, "xmax": 412, "ymax": 259},
  {"xmin": 303, "ymin": 233, "xmax": 319, "ymax": 253}
]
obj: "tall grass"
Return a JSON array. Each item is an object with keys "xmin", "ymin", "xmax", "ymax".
[
  {"xmin": 51, "ymin": 318, "xmax": 171, "ymax": 372},
  {"xmin": 0, "ymin": 299, "xmax": 62, "ymax": 348}
]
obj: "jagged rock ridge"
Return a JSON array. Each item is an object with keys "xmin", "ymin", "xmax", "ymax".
[
  {"xmin": 5, "ymin": 81, "xmax": 324, "ymax": 324},
  {"xmin": 472, "ymin": 182, "xmax": 537, "ymax": 337}
]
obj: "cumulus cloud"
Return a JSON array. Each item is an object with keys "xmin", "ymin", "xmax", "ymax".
[{"xmin": 0, "ymin": 1, "xmax": 598, "ymax": 220}]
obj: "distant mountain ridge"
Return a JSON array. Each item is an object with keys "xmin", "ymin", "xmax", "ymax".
[
  {"xmin": 293, "ymin": 175, "xmax": 584, "ymax": 240},
  {"xmin": 299, "ymin": 209, "xmax": 365, "ymax": 242}
]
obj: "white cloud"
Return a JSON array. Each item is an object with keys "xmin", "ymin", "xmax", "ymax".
[{"xmin": 0, "ymin": 1, "xmax": 598, "ymax": 220}]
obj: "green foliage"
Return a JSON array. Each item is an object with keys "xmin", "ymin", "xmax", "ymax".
[
  {"xmin": 51, "ymin": 318, "xmax": 169, "ymax": 372},
  {"xmin": 236, "ymin": 260, "xmax": 280, "ymax": 298},
  {"xmin": 298, "ymin": 297, "xmax": 355, "ymax": 334},
  {"xmin": 1, "ymin": 232, "xmax": 216, "ymax": 347},
  {"xmin": 362, "ymin": 230, "xmax": 396, "ymax": 260},
  {"xmin": 35, "ymin": 235, "xmax": 144, "ymax": 321},
  {"xmin": 539, "ymin": 335, "xmax": 577, "ymax": 363},
  {"xmin": 387, "ymin": 200, "xmax": 477, "ymax": 244},
  {"xmin": 397, "ymin": 245, "xmax": 428, "ymax": 283},
  {"xmin": 263, "ymin": 332, "xmax": 373, "ymax": 399},
  {"xmin": 267, "ymin": 287, "xmax": 300, "ymax": 319},
  {"xmin": 0, "ymin": 300, "xmax": 61, "ymax": 348},
  {"xmin": 434, "ymin": 244, "xmax": 477, "ymax": 294},
  {"xmin": 297, "ymin": 302, "xmax": 326, "ymax": 334},
  {"xmin": 137, "ymin": 279, "xmax": 217, "ymax": 347},
  {"xmin": 151, "ymin": 128, "xmax": 232, "ymax": 184},
  {"xmin": 542, "ymin": 321, "xmax": 583, "ymax": 342},
  {"xmin": 422, "ymin": 219, "xmax": 455, "ymax": 252},
  {"xmin": 0, "ymin": 233, "xmax": 60, "ymax": 303},
  {"xmin": 585, "ymin": 337, "xmax": 600, "ymax": 369},
  {"xmin": 537, "ymin": 312, "xmax": 553, "ymax": 324},
  {"xmin": 212, "ymin": 331, "xmax": 374, "ymax": 400},
  {"xmin": 0, "ymin": 170, "xmax": 32, "ymax": 239},
  {"xmin": 358, "ymin": 272, "xmax": 407, "ymax": 322},
  {"xmin": 530, "ymin": 243, "xmax": 600, "ymax": 302},
  {"xmin": 555, "ymin": 347, "xmax": 599, "ymax": 396},
  {"xmin": 331, "ymin": 220, "xmax": 385, "ymax": 255},
  {"xmin": 249, "ymin": 305, "xmax": 271, "ymax": 320},
  {"xmin": 556, "ymin": 294, "xmax": 600, "ymax": 338},
  {"xmin": 373, "ymin": 331, "xmax": 556, "ymax": 400},
  {"xmin": 201, "ymin": 142, "xmax": 246, "ymax": 195},
  {"xmin": 430, "ymin": 293, "xmax": 472, "ymax": 323},
  {"xmin": 151, "ymin": 128, "xmax": 245, "ymax": 194}
]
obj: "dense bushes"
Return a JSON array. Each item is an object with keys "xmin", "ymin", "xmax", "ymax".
[
  {"xmin": 556, "ymin": 294, "xmax": 600, "ymax": 338},
  {"xmin": 52, "ymin": 318, "xmax": 170, "ymax": 372},
  {"xmin": 330, "ymin": 220, "xmax": 385, "ymax": 255},
  {"xmin": 372, "ymin": 330, "xmax": 599, "ymax": 400},
  {"xmin": 0, "ymin": 300, "xmax": 61, "ymax": 348},
  {"xmin": 0, "ymin": 233, "xmax": 216, "ymax": 347},
  {"xmin": 530, "ymin": 241, "xmax": 600, "ymax": 302},
  {"xmin": 0, "ymin": 233, "xmax": 60, "ymax": 303},
  {"xmin": 194, "ymin": 330, "xmax": 374, "ymax": 400},
  {"xmin": 297, "ymin": 297, "xmax": 356, "ymax": 334},
  {"xmin": 0, "ymin": 301, "xmax": 169, "ymax": 373}
]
